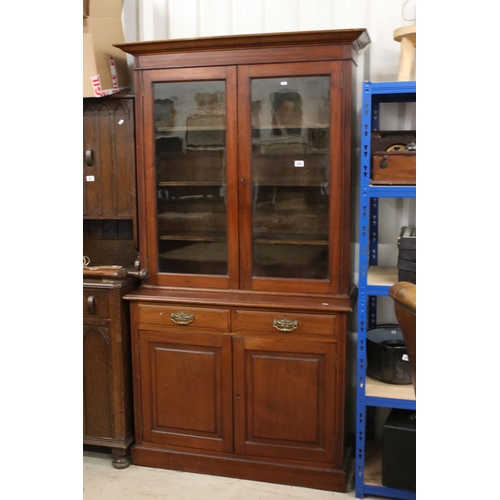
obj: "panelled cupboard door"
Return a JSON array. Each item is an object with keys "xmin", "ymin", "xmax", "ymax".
[
  {"xmin": 140, "ymin": 67, "xmax": 239, "ymax": 289},
  {"xmin": 233, "ymin": 336, "xmax": 337, "ymax": 464},
  {"xmin": 138, "ymin": 329, "xmax": 233, "ymax": 453},
  {"xmin": 83, "ymin": 98, "xmax": 136, "ymax": 218},
  {"xmin": 83, "ymin": 323, "xmax": 113, "ymax": 439}
]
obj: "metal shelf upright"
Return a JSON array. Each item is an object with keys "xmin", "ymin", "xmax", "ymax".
[{"xmin": 355, "ymin": 81, "xmax": 416, "ymax": 500}]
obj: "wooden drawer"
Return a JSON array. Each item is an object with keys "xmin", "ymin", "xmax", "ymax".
[
  {"xmin": 235, "ymin": 310, "xmax": 337, "ymax": 337},
  {"xmin": 83, "ymin": 291, "xmax": 110, "ymax": 319},
  {"xmin": 137, "ymin": 303, "xmax": 230, "ymax": 331}
]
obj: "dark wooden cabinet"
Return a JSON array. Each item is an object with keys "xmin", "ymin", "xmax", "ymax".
[
  {"xmin": 127, "ymin": 291, "xmax": 349, "ymax": 490},
  {"xmin": 83, "ymin": 277, "xmax": 138, "ymax": 468},
  {"xmin": 83, "ymin": 95, "xmax": 141, "ymax": 467},
  {"xmin": 83, "ymin": 95, "xmax": 139, "ymax": 269},
  {"xmin": 116, "ymin": 29, "xmax": 369, "ymax": 491}
]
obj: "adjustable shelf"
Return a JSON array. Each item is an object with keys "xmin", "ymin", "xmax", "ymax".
[{"xmin": 355, "ymin": 81, "xmax": 416, "ymax": 500}]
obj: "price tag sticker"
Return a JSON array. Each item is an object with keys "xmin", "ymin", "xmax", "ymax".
[
  {"xmin": 86, "ymin": 176, "xmax": 95, "ymax": 182},
  {"xmin": 294, "ymin": 160, "xmax": 304, "ymax": 167}
]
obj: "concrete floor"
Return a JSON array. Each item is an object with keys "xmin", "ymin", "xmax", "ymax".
[{"xmin": 83, "ymin": 448, "xmax": 394, "ymax": 500}]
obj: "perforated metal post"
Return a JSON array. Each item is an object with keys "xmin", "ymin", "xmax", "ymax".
[{"xmin": 355, "ymin": 81, "xmax": 416, "ymax": 500}]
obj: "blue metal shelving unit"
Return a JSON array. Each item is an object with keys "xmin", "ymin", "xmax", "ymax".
[{"xmin": 355, "ymin": 81, "xmax": 416, "ymax": 500}]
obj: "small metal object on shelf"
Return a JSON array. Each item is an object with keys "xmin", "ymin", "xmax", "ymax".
[{"xmin": 397, "ymin": 226, "xmax": 416, "ymax": 284}]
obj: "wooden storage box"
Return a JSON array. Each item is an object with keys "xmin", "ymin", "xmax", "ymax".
[
  {"xmin": 371, "ymin": 130, "xmax": 416, "ymax": 185},
  {"xmin": 371, "ymin": 150, "xmax": 415, "ymax": 185}
]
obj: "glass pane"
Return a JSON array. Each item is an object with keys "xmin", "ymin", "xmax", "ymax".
[
  {"xmin": 154, "ymin": 81, "xmax": 227, "ymax": 275},
  {"xmin": 251, "ymin": 76, "xmax": 330, "ymax": 279}
]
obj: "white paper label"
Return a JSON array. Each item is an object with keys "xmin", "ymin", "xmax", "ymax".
[
  {"xmin": 86, "ymin": 176, "xmax": 95, "ymax": 182},
  {"xmin": 294, "ymin": 160, "xmax": 304, "ymax": 167},
  {"xmin": 402, "ymin": 354, "xmax": 409, "ymax": 361}
]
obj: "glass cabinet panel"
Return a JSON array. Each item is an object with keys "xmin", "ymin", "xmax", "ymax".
[
  {"xmin": 154, "ymin": 81, "xmax": 228, "ymax": 275},
  {"xmin": 250, "ymin": 76, "xmax": 330, "ymax": 279}
]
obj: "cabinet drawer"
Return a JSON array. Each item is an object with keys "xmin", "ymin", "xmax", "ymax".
[
  {"xmin": 235, "ymin": 310, "xmax": 337, "ymax": 337},
  {"xmin": 138, "ymin": 303, "xmax": 230, "ymax": 331},
  {"xmin": 83, "ymin": 291, "xmax": 110, "ymax": 319}
]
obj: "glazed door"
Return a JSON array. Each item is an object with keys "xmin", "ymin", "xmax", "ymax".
[
  {"xmin": 233, "ymin": 336, "xmax": 337, "ymax": 464},
  {"xmin": 138, "ymin": 329, "xmax": 233, "ymax": 453},
  {"xmin": 238, "ymin": 62, "xmax": 346, "ymax": 294},
  {"xmin": 141, "ymin": 67, "xmax": 239, "ymax": 288}
]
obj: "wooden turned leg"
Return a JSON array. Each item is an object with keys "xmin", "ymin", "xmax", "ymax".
[
  {"xmin": 397, "ymin": 36, "xmax": 415, "ymax": 81},
  {"xmin": 111, "ymin": 447, "xmax": 131, "ymax": 469}
]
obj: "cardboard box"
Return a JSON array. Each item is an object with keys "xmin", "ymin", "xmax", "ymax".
[{"xmin": 83, "ymin": 0, "xmax": 130, "ymax": 97}]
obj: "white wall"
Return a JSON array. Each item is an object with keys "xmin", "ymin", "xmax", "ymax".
[
  {"xmin": 120, "ymin": 0, "xmax": 417, "ymax": 437},
  {"xmin": 123, "ymin": 0, "xmax": 416, "ymax": 81}
]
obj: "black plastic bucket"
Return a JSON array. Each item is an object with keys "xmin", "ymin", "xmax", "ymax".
[{"xmin": 366, "ymin": 325, "xmax": 412, "ymax": 385}]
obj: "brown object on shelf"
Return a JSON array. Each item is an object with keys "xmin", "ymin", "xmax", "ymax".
[
  {"xmin": 371, "ymin": 150, "xmax": 416, "ymax": 185},
  {"xmin": 116, "ymin": 29, "xmax": 370, "ymax": 492},
  {"xmin": 83, "ymin": 265, "xmax": 128, "ymax": 278},
  {"xmin": 389, "ymin": 281, "xmax": 416, "ymax": 394}
]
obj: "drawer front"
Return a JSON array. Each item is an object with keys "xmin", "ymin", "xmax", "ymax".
[
  {"xmin": 83, "ymin": 291, "xmax": 110, "ymax": 319},
  {"xmin": 138, "ymin": 303, "xmax": 230, "ymax": 331},
  {"xmin": 235, "ymin": 310, "xmax": 337, "ymax": 337}
]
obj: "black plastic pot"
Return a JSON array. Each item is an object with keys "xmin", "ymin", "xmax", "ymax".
[{"xmin": 366, "ymin": 325, "xmax": 412, "ymax": 385}]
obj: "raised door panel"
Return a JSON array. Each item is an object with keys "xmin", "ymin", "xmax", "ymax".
[
  {"xmin": 83, "ymin": 323, "xmax": 113, "ymax": 439},
  {"xmin": 233, "ymin": 336, "xmax": 337, "ymax": 463},
  {"xmin": 83, "ymin": 98, "xmax": 136, "ymax": 218},
  {"xmin": 139, "ymin": 329, "xmax": 233, "ymax": 453}
]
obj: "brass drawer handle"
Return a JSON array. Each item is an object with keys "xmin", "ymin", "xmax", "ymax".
[
  {"xmin": 273, "ymin": 318, "xmax": 298, "ymax": 332},
  {"xmin": 170, "ymin": 312, "xmax": 194, "ymax": 325}
]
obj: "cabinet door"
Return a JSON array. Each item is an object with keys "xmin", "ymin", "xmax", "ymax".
[
  {"xmin": 83, "ymin": 98, "xmax": 136, "ymax": 218},
  {"xmin": 238, "ymin": 62, "xmax": 346, "ymax": 294},
  {"xmin": 233, "ymin": 336, "xmax": 337, "ymax": 464},
  {"xmin": 83, "ymin": 281, "xmax": 136, "ymax": 446},
  {"xmin": 140, "ymin": 67, "xmax": 239, "ymax": 289},
  {"xmin": 83, "ymin": 323, "xmax": 113, "ymax": 439},
  {"xmin": 138, "ymin": 329, "xmax": 233, "ymax": 453}
]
